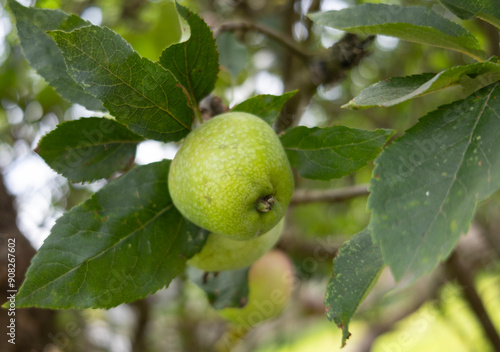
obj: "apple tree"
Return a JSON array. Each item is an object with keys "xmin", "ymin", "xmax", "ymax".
[{"xmin": 3, "ymin": 0, "xmax": 500, "ymax": 350}]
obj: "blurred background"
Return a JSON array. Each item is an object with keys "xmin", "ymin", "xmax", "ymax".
[{"xmin": 0, "ymin": 0, "xmax": 499, "ymax": 351}]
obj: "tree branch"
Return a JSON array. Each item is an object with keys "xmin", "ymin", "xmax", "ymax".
[
  {"xmin": 290, "ymin": 184, "xmax": 369, "ymax": 205},
  {"xmin": 276, "ymin": 230, "xmax": 342, "ymax": 260},
  {"xmin": 214, "ymin": 20, "xmax": 311, "ymax": 60},
  {"xmin": 356, "ymin": 270, "xmax": 447, "ymax": 352},
  {"xmin": 276, "ymin": 34, "xmax": 375, "ymax": 133},
  {"xmin": 445, "ymin": 249, "xmax": 500, "ymax": 350},
  {"xmin": 131, "ymin": 299, "xmax": 150, "ymax": 352}
]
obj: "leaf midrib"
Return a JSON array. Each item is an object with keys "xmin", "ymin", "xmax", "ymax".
[
  {"xmin": 52, "ymin": 29, "xmax": 191, "ymax": 130},
  {"xmin": 402, "ymin": 82, "xmax": 498, "ymax": 278},
  {"xmin": 17, "ymin": 204, "xmax": 173, "ymax": 304},
  {"xmin": 43, "ymin": 139, "xmax": 143, "ymax": 154}
]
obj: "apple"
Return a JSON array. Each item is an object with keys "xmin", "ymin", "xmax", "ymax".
[
  {"xmin": 188, "ymin": 218, "xmax": 285, "ymax": 272},
  {"xmin": 168, "ymin": 111, "xmax": 294, "ymax": 240},
  {"xmin": 218, "ymin": 250, "xmax": 294, "ymax": 327}
]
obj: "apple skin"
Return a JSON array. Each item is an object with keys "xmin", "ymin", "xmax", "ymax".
[
  {"xmin": 188, "ymin": 218, "xmax": 285, "ymax": 272},
  {"xmin": 168, "ymin": 111, "xmax": 294, "ymax": 240},
  {"xmin": 218, "ymin": 250, "xmax": 294, "ymax": 327}
]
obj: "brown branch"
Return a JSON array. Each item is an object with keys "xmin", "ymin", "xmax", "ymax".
[
  {"xmin": 445, "ymin": 250, "xmax": 500, "ymax": 350},
  {"xmin": 276, "ymin": 34, "xmax": 375, "ymax": 133},
  {"xmin": 131, "ymin": 299, "xmax": 150, "ymax": 352},
  {"xmin": 290, "ymin": 184, "xmax": 369, "ymax": 205},
  {"xmin": 214, "ymin": 20, "xmax": 311, "ymax": 60},
  {"xmin": 276, "ymin": 230, "xmax": 342, "ymax": 261},
  {"xmin": 356, "ymin": 270, "xmax": 447, "ymax": 352}
]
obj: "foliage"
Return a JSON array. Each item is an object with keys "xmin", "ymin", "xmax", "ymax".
[
  {"xmin": 187, "ymin": 267, "xmax": 250, "ymax": 310},
  {"xmin": 4, "ymin": 0, "xmax": 500, "ymax": 349},
  {"xmin": 308, "ymin": 3, "xmax": 486, "ymax": 60},
  {"xmin": 324, "ymin": 229, "xmax": 383, "ymax": 347},
  {"xmin": 36, "ymin": 118, "xmax": 144, "ymax": 182}
]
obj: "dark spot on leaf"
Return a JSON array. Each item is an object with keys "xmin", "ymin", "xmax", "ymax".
[{"xmin": 340, "ymin": 332, "xmax": 352, "ymax": 347}]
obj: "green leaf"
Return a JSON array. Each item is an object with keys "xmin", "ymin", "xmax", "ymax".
[
  {"xmin": 461, "ymin": 71, "xmax": 500, "ymax": 96},
  {"xmin": 280, "ymin": 126, "xmax": 394, "ymax": 180},
  {"xmin": 440, "ymin": 0, "xmax": 500, "ymax": 28},
  {"xmin": 344, "ymin": 59, "xmax": 500, "ymax": 109},
  {"xmin": 368, "ymin": 82, "xmax": 500, "ymax": 281},
  {"xmin": 232, "ymin": 91, "xmax": 298, "ymax": 125},
  {"xmin": 12, "ymin": 160, "xmax": 208, "ymax": 309},
  {"xmin": 325, "ymin": 229, "xmax": 384, "ymax": 347},
  {"xmin": 7, "ymin": 0, "xmax": 103, "ymax": 110},
  {"xmin": 49, "ymin": 25, "xmax": 195, "ymax": 142},
  {"xmin": 36, "ymin": 118, "xmax": 144, "ymax": 182},
  {"xmin": 159, "ymin": 4, "xmax": 219, "ymax": 105},
  {"xmin": 309, "ymin": 4, "xmax": 486, "ymax": 61},
  {"xmin": 187, "ymin": 266, "xmax": 250, "ymax": 310}
]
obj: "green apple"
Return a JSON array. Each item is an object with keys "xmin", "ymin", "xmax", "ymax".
[
  {"xmin": 188, "ymin": 218, "xmax": 285, "ymax": 272},
  {"xmin": 168, "ymin": 111, "xmax": 294, "ymax": 240},
  {"xmin": 218, "ymin": 250, "xmax": 294, "ymax": 327}
]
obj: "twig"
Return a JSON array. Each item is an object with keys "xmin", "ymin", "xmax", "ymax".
[
  {"xmin": 214, "ymin": 20, "xmax": 311, "ymax": 60},
  {"xmin": 290, "ymin": 184, "xmax": 369, "ymax": 205},
  {"xmin": 445, "ymin": 250, "xmax": 500, "ymax": 350},
  {"xmin": 276, "ymin": 230, "xmax": 343, "ymax": 260},
  {"xmin": 276, "ymin": 33, "xmax": 375, "ymax": 133},
  {"xmin": 131, "ymin": 299, "xmax": 150, "ymax": 352},
  {"xmin": 356, "ymin": 270, "xmax": 447, "ymax": 352}
]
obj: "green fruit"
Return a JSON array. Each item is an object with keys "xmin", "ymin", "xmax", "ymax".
[
  {"xmin": 219, "ymin": 250, "xmax": 294, "ymax": 327},
  {"xmin": 168, "ymin": 111, "xmax": 294, "ymax": 240},
  {"xmin": 188, "ymin": 218, "xmax": 285, "ymax": 272}
]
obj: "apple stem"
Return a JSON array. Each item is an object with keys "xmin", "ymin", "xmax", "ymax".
[{"xmin": 256, "ymin": 195, "xmax": 275, "ymax": 213}]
